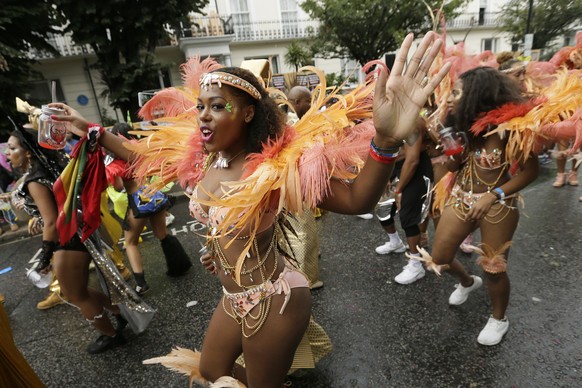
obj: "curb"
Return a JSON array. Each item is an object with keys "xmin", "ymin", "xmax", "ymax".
[{"xmin": 0, "ymin": 224, "xmax": 34, "ymax": 245}]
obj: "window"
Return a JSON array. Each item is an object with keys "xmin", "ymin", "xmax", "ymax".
[
  {"xmin": 481, "ymin": 38, "xmax": 499, "ymax": 52},
  {"xmin": 478, "ymin": 7, "xmax": 485, "ymax": 25},
  {"xmin": 280, "ymin": 0, "xmax": 298, "ymax": 36},
  {"xmin": 230, "ymin": 0, "xmax": 250, "ymax": 38}
]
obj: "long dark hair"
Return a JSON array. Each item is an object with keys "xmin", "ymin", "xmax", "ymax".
[
  {"xmin": 211, "ymin": 67, "xmax": 285, "ymax": 153},
  {"xmin": 8, "ymin": 117, "xmax": 68, "ymax": 181},
  {"xmin": 452, "ymin": 67, "xmax": 527, "ymax": 147}
]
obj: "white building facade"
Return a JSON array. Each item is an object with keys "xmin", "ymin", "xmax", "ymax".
[{"xmin": 27, "ymin": 0, "xmax": 565, "ymax": 124}]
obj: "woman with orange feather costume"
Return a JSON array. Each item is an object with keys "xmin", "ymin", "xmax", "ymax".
[
  {"xmin": 49, "ymin": 33, "xmax": 450, "ymax": 387},
  {"xmin": 414, "ymin": 22, "xmax": 582, "ymax": 347}
]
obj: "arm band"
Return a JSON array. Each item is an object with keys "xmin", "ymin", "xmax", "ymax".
[
  {"xmin": 493, "ymin": 187, "xmax": 505, "ymax": 204},
  {"xmin": 370, "ymin": 139, "xmax": 400, "ymax": 164}
]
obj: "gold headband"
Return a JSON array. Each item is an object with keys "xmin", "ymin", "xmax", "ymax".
[{"xmin": 199, "ymin": 72, "xmax": 262, "ymax": 100}]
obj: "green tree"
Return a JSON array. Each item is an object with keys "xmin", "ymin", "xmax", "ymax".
[
  {"xmin": 284, "ymin": 41, "xmax": 312, "ymax": 72},
  {"xmin": 500, "ymin": 0, "xmax": 582, "ymax": 50},
  {"xmin": 0, "ymin": 1, "xmax": 59, "ymax": 138},
  {"xmin": 301, "ymin": 0, "xmax": 466, "ymax": 66},
  {"xmin": 52, "ymin": 0, "xmax": 208, "ymax": 121}
]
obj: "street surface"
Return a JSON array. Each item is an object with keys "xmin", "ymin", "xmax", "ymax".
[{"xmin": 0, "ymin": 164, "xmax": 581, "ymax": 387}]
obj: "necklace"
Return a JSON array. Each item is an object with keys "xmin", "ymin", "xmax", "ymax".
[{"xmin": 214, "ymin": 149, "xmax": 245, "ymax": 169}]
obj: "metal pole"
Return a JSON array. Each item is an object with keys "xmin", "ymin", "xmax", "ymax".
[
  {"xmin": 526, "ymin": 0, "xmax": 534, "ymax": 34},
  {"xmin": 83, "ymin": 58, "xmax": 104, "ymax": 123}
]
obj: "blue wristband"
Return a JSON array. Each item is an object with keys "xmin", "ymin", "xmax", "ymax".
[{"xmin": 493, "ymin": 187, "xmax": 505, "ymax": 204}]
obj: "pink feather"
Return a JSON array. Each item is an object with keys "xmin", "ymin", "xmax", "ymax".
[
  {"xmin": 242, "ymin": 125, "xmax": 297, "ymax": 179},
  {"xmin": 139, "ymin": 88, "xmax": 196, "ymax": 121},
  {"xmin": 176, "ymin": 132, "xmax": 207, "ymax": 189},
  {"xmin": 181, "ymin": 56, "xmax": 223, "ymax": 91},
  {"xmin": 298, "ymin": 120, "xmax": 375, "ymax": 209},
  {"xmin": 540, "ymin": 108, "xmax": 582, "ymax": 153}
]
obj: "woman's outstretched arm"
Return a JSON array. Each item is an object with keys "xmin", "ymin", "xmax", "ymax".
[
  {"xmin": 320, "ymin": 32, "xmax": 451, "ymax": 214},
  {"xmin": 47, "ymin": 105, "xmax": 134, "ymax": 162}
]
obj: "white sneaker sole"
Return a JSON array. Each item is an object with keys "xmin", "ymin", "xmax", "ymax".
[
  {"xmin": 376, "ymin": 245, "xmax": 408, "ymax": 255},
  {"xmin": 477, "ymin": 326, "xmax": 509, "ymax": 345},
  {"xmin": 394, "ymin": 270, "xmax": 425, "ymax": 285}
]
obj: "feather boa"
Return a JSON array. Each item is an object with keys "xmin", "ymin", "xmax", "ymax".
[
  {"xmin": 488, "ymin": 69, "xmax": 582, "ymax": 162},
  {"xmin": 469, "ymin": 100, "xmax": 542, "ymax": 137}
]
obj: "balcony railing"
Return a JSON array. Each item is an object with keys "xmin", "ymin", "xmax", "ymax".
[
  {"xmin": 31, "ymin": 32, "xmax": 94, "ymax": 59},
  {"xmin": 32, "ymin": 16, "xmax": 320, "ymax": 59},
  {"xmin": 446, "ymin": 12, "xmax": 502, "ymax": 29},
  {"xmin": 232, "ymin": 19, "xmax": 319, "ymax": 42},
  {"xmin": 180, "ymin": 16, "xmax": 319, "ymax": 42}
]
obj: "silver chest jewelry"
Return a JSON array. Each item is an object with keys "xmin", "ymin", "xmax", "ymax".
[{"xmin": 214, "ymin": 150, "xmax": 244, "ymax": 169}]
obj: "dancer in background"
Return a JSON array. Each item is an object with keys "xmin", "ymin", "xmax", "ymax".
[
  {"xmin": 7, "ymin": 125, "xmax": 66, "ymax": 310},
  {"xmin": 106, "ymin": 123, "xmax": 191, "ymax": 295},
  {"xmin": 375, "ymin": 117, "xmax": 433, "ymax": 285},
  {"xmin": 426, "ymin": 67, "xmax": 539, "ymax": 345}
]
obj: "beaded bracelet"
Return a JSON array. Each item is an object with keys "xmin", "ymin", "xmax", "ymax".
[{"xmin": 370, "ymin": 139, "xmax": 400, "ymax": 164}]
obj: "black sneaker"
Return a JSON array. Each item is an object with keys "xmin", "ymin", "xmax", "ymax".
[
  {"xmin": 135, "ymin": 283, "xmax": 150, "ymax": 296},
  {"xmin": 86, "ymin": 333, "xmax": 125, "ymax": 354}
]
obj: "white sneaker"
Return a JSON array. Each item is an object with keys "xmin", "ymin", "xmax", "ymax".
[
  {"xmin": 165, "ymin": 213, "xmax": 175, "ymax": 226},
  {"xmin": 375, "ymin": 241, "xmax": 407, "ymax": 255},
  {"xmin": 478, "ymin": 316, "xmax": 509, "ymax": 346},
  {"xmin": 356, "ymin": 213, "xmax": 374, "ymax": 220},
  {"xmin": 448, "ymin": 275, "xmax": 483, "ymax": 305},
  {"xmin": 394, "ymin": 260, "xmax": 425, "ymax": 284}
]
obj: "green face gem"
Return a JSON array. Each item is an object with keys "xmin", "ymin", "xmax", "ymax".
[{"xmin": 225, "ymin": 102, "xmax": 232, "ymax": 112}]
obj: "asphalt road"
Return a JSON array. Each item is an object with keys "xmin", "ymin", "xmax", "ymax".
[{"xmin": 1, "ymin": 164, "xmax": 581, "ymax": 387}]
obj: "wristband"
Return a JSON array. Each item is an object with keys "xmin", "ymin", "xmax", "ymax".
[
  {"xmin": 370, "ymin": 139, "xmax": 400, "ymax": 164},
  {"xmin": 371, "ymin": 138, "xmax": 401, "ymax": 154},
  {"xmin": 87, "ymin": 123, "xmax": 105, "ymax": 147},
  {"xmin": 492, "ymin": 187, "xmax": 505, "ymax": 204},
  {"xmin": 87, "ymin": 123, "xmax": 104, "ymax": 140},
  {"xmin": 369, "ymin": 148, "xmax": 398, "ymax": 164}
]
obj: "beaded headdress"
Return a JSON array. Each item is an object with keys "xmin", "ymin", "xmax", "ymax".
[{"xmin": 199, "ymin": 72, "xmax": 262, "ymax": 100}]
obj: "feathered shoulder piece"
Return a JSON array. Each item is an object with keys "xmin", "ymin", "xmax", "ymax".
[
  {"xmin": 202, "ymin": 66, "xmax": 376, "ymax": 242},
  {"xmin": 487, "ymin": 69, "xmax": 582, "ymax": 163},
  {"xmin": 470, "ymin": 99, "xmax": 543, "ymax": 136}
]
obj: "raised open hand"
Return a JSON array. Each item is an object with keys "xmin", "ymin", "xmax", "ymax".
[
  {"xmin": 48, "ymin": 102, "xmax": 90, "ymax": 138},
  {"xmin": 373, "ymin": 32, "xmax": 451, "ymax": 145}
]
